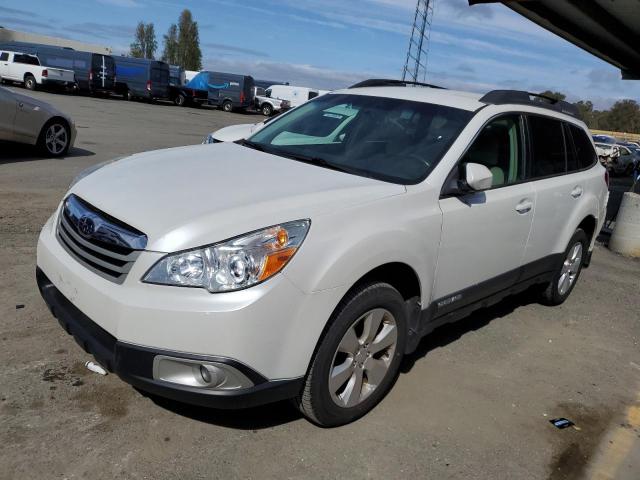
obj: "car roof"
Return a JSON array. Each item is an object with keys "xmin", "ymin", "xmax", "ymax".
[
  {"xmin": 332, "ymin": 86, "xmax": 484, "ymax": 111},
  {"xmin": 331, "ymin": 85, "xmax": 586, "ymax": 126}
]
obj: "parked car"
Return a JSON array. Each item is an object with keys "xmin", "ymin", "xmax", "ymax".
[
  {"xmin": 36, "ymin": 80, "xmax": 607, "ymax": 427},
  {"xmin": 0, "ymin": 85, "xmax": 75, "ymax": 156},
  {"xmin": 0, "ymin": 41, "xmax": 116, "ymax": 94},
  {"xmin": 609, "ymin": 144, "xmax": 639, "ymax": 176},
  {"xmin": 254, "ymin": 91, "xmax": 288, "ymax": 116},
  {"xmin": 167, "ymin": 64, "xmax": 207, "ymax": 107},
  {"xmin": 0, "ymin": 51, "xmax": 75, "ymax": 91},
  {"xmin": 265, "ymin": 84, "xmax": 320, "ymax": 109},
  {"xmin": 187, "ymin": 71, "xmax": 256, "ymax": 112},
  {"xmin": 592, "ymin": 134, "xmax": 618, "ymax": 144},
  {"xmin": 595, "ymin": 142, "xmax": 619, "ymax": 165},
  {"xmin": 114, "ymin": 57, "xmax": 170, "ymax": 101}
]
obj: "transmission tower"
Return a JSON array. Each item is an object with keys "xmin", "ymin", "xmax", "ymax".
[{"xmin": 402, "ymin": 0, "xmax": 435, "ymax": 82}]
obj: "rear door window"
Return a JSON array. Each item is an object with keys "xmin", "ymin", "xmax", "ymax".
[
  {"xmin": 568, "ymin": 124, "xmax": 597, "ymax": 170},
  {"xmin": 526, "ymin": 115, "xmax": 566, "ymax": 178},
  {"xmin": 0, "ymin": 52, "xmax": 8, "ymax": 61}
]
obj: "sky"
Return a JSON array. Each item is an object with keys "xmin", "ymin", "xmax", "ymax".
[{"xmin": 1, "ymin": 0, "xmax": 639, "ymax": 109}]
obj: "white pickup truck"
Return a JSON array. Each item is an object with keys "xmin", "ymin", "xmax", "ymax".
[{"xmin": 0, "ymin": 50, "xmax": 75, "ymax": 91}]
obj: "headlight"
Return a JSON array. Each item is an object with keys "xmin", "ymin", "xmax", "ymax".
[
  {"xmin": 202, "ymin": 133, "xmax": 221, "ymax": 144},
  {"xmin": 143, "ymin": 220, "xmax": 310, "ymax": 292},
  {"xmin": 69, "ymin": 157, "xmax": 124, "ymax": 189}
]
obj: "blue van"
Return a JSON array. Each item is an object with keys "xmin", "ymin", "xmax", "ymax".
[
  {"xmin": 187, "ymin": 71, "xmax": 255, "ymax": 112},
  {"xmin": 113, "ymin": 57, "xmax": 170, "ymax": 101},
  {"xmin": 0, "ymin": 41, "xmax": 116, "ymax": 94}
]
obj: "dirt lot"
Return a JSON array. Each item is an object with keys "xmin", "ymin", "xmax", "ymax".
[{"xmin": 1, "ymin": 87, "xmax": 639, "ymax": 480}]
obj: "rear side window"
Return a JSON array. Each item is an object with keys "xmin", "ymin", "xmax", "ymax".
[
  {"xmin": 568, "ymin": 124, "xmax": 597, "ymax": 171},
  {"xmin": 14, "ymin": 54, "xmax": 40, "ymax": 65},
  {"xmin": 0, "ymin": 52, "xmax": 8, "ymax": 61},
  {"xmin": 527, "ymin": 115, "xmax": 566, "ymax": 178},
  {"xmin": 461, "ymin": 114, "xmax": 525, "ymax": 187}
]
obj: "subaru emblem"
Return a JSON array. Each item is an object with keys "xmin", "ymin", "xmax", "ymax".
[{"xmin": 78, "ymin": 216, "xmax": 95, "ymax": 237}]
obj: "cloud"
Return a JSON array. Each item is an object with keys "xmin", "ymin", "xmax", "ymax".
[
  {"xmin": 202, "ymin": 57, "xmax": 384, "ymax": 90},
  {"xmin": 0, "ymin": 6, "xmax": 35, "ymax": 17},
  {"xmin": 97, "ymin": 0, "xmax": 141, "ymax": 7},
  {"xmin": 203, "ymin": 42, "xmax": 269, "ymax": 58},
  {"xmin": 0, "ymin": 16, "xmax": 57, "ymax": 32},
  {"xmin": 66, "ymin": 22, "xmax": 135, "ymax": 40}
]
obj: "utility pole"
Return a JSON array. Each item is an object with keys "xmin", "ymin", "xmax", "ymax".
[{"xmin": 402, "ymin": 0, "xmax": 435, "ymax": 82}]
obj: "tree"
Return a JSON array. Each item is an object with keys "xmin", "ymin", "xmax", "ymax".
[
  {"xmin": 538, "ymin": 90, "xmax": 566, "ymax": 102},
  {"xmin": 176, "ymin": 9, "xmax": 202, "ymax": 70},
  {"xmin": 130, "ymin": 22, "xmax": 157, "ymax": 59},
  {"xmin": 161, "ymin": 24, "xmax": 179, "ymax": 65},
  {"xmin": 605, "ymin": 100, "xmax": 640, "ymax": 133}
]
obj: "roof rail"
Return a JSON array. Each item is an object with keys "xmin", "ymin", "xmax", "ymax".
[
  {"xmin": 479, "ymin": 90, "xmax": 580, "ymax": 118},
  {"xmin": 348, "ymin": 78, "xmax": 446, "ymax": 90}
]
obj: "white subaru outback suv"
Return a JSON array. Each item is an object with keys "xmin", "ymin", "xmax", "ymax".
[{"xmin": 37, "ymin": 79, "xmax": 608, "ymax": 426}]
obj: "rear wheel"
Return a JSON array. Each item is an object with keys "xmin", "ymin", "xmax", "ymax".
[
  {"xmin": 296, "ymin": 282, "xmax": 406, "ymax": 427},
  {"xmin": 24, "ymin": 74, "xmax": 36, "ymax": 91},
  {"xmin": 540, "ymin": 229, "xmax": 588, "ymax": 306},
  {"xmin": 222, "ymin": 100, "xmax": 233, "ymax": 112},
  {"xmin": 261, "ymin": 103, "xmax": 273, "ymax": 116},
  {"xmin": 38, "ymin": 120, "xmax": 70, "ymax": 157}
]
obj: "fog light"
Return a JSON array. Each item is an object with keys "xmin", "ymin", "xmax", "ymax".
[
  {"xmin": 199, "ymin": 364, "xmax": 216, "ymax": 385},
  {"xmin": 153, "ymin": 355, "xmax": 254, "ymax": 390}
]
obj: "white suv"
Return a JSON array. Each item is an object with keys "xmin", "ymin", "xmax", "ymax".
[{"xmin": 37, "ymin": 79, "xmax": 608, "ymax": 426}]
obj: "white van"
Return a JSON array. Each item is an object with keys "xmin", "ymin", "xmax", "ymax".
[{"xmin": 266, "ymin": 84, "xmax": 320, "ymax": 108}]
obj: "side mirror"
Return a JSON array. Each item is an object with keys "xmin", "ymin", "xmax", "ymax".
[{"xmin": 464, "ymin": 163, "xmax": 493, "ymax": 191}]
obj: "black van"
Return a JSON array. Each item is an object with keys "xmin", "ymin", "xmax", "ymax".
[
  {"xmin": 113, "ymin": 57, "xmax": 170, "ymax": 101},
  {"xmin": 187, "ymin": 71, "xmax": 255, "ymax": 112},
  {"xmin": 0, "ymin": 41, "xmax": 116, "ymax": 94}
]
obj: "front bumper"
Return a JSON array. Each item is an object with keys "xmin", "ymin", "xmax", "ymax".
[{"xmin": 37, "ymin": 267, "xmax": 303, "ymax": 408}]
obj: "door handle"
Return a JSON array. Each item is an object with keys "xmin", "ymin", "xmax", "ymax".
[
  {"xmin": 515, "ymin": 200, "xmax": 533, "ymax": 214},
  {"xmin": 571, "ymin": 186, "xmax": 583, "ymax": 198}
]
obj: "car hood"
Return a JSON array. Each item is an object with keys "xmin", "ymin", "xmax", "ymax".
[{"xmin": 70, "ymin": 142, "xmax": 405, "ymax": 252}]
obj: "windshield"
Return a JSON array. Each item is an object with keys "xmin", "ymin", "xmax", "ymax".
[{"xmin": 247, "ymin": 93, "xmax": 473, "ymax": 184}]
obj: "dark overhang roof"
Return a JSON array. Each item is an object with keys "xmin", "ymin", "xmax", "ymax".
[{"xmin": 469, "ymin": 0, "xmax": 640, "ymax": 80}]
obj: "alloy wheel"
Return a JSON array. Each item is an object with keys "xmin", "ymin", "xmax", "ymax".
[
  {"xmin": 558, "ymin": 242, "xmax": 582, "ymax": 295},
  {"xmin": 329, "ymin": 308, "xmax": 398, "ymax": 408},
  {"xmin": 45, "ymin": 124, "xmax": 68, "ymax": 155}
]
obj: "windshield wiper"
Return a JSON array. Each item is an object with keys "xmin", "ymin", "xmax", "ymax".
[
  {"xmin": 275, "ymin": 150, "xmax": 355, "ymax": 174},
  {"xmin": 235, "ymin": 139, "xmax": 267, "ymax": 152}
]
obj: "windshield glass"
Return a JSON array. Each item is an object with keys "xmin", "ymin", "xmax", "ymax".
[{"xmin": 247, "ymin": 93, "xmax": 473, "ymax": 184}]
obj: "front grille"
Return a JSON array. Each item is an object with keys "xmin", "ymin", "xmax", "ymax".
[{"xmin": 56, "ymin": 194, "xmax": 147, "ymax": 283}]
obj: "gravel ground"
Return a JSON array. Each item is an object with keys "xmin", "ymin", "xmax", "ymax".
[{"xmin": 1, "ymin": 87, "xmax": 639, "ymax": 480}]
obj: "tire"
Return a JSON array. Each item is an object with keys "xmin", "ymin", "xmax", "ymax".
[
  {"xmin": 24, "ymin": 75, "xmax": 36, "ymax": 91},
  {"xmin": 261, "ymin": 103, "xmax": 273, "ymax": 116},
  {"xmin": 37, "ymin": 119, "xmax": 71, "ymax": 158},
  {"xmin": 539, "ymin": 229, "xmax": 588, "ymax": 306},
  {"xmin": 296, "ymin": 282, "xmax": 407, "ymax": 427},
  {"xmin": 222, "ymin": 100, "xmax": 233, "ymax": 112},
  {"xmin": 174, "ymin": 94, "xmax": 186, "ymax": 107}
]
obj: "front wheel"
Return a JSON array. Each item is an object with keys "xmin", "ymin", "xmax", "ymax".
[
  {"xmin": 540, "ymin": 229, "xmax": 588, "ymax": 306},
  {"xmin": 296, "ymin": 282, "xmax": 407, "ymax": 427}
]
